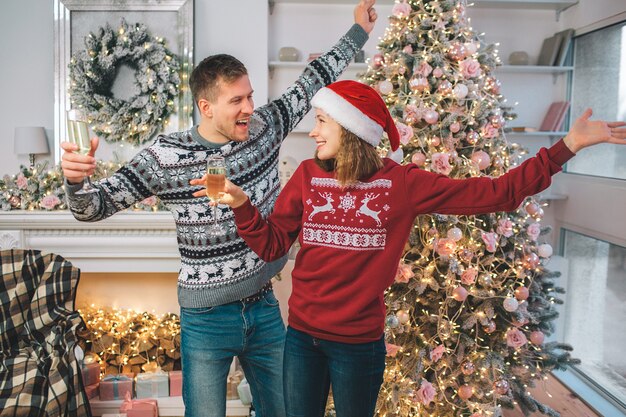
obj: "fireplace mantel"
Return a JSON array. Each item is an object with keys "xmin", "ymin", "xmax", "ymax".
[{"xmin": 0, "ymin": 211, "xmax": 180, "ymax": 272}]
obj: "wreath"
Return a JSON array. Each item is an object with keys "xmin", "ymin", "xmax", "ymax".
[{"xmin": 68, "ymin": 19, "xmax": 181, "ymax": 146}]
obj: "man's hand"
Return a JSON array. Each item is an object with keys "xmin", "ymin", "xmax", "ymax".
[
  {"xmin": 190, "ymin": 178, "xmax": 249, "ymax": 209},
  {"xmin": 354, "ymin": 0, "xmax": 377, "ymax": 34},
  {"xmin": 60, "ymin": 137, "xmax": 99, "ymax": 184},
  {"xmin": 563, "ymin": 108, "xmax": 626, "ymax": 153}
]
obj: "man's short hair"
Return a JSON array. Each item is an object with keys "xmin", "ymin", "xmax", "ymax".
[{"xmin": 189, "ymin": 54, "xmax": 248, "ymax": 104}]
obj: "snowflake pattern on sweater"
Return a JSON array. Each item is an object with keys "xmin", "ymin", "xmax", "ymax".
[{"xmin": 65, "ymin": 25, "xmax": 368, "ymax": 307}]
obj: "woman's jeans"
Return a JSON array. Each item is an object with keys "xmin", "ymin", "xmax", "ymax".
[
  {"xmin": 180, "ymin": 291, "xmax": 286, "ymax": 417},
  {"xmin": 283, "ymin": 326, "xmax": 386, "ymax": 417}
]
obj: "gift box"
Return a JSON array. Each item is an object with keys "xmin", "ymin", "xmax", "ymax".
[
  {"xmin": 84, "ymin": 383, "xmax": 99, "ymax": 400},
  {"xmin": 136, "ymin": 371, "xmax": 169, "ymax": 398},
  {"xmin": 80, "ymin": 362, "xmax": 101, "ymax": 387},
  {"xmin": 100, "ymin": 373, "xmax": 134, "ymax": 401},
  {"xmin": 119, "ymin": 393, "xmax": 158, "ymax": 417},
  {"xmin": 237, "ymin": 378, "xmax": 252, "ymax": 406},
  {"xmin": 168, "ymin": 371, "xmax": 182, "ymax": 397}
]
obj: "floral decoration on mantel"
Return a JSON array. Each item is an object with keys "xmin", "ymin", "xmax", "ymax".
[
  {"xmin": 69, "ymin": 18, "xmax": 181, "ymax": 146},
  {"xmin": 0, "ymin": 162, "xmax": 164, "ymax": 212}
]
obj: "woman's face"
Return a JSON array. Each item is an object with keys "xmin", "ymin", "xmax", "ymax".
[{"xmin": 310, "ymin": 108, "xmax": 343, "ymax": 160}]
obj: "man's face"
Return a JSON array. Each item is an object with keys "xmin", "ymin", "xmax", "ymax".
[{"xmin": 203, "ymin": 75, "xmax": 254, "ymax": 143}]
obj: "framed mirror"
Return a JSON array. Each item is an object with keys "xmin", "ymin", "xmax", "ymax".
[{"xmin": 53, "ymin": 0, "xmax": 194, "ymax": 164}]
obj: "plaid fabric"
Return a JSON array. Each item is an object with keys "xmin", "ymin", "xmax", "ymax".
[{"xmin": 0, "ymin": 250, "xmax": 91, "ymax": 417}]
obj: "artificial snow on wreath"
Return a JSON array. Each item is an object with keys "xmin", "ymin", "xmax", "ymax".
[{"xmin": 69, "ymin": 19, "xmax": 181, "ymax": 146}]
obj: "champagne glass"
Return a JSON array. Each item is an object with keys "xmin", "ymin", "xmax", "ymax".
[
  {"xmin": 66, "ymin": 109, "xmax": 99, "ymax": 194},
  {"xmin": 206, "ymin": 155, "xmax": 227, "ymax": 236}
]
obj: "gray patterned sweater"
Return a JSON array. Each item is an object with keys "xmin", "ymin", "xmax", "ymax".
[{"xmin": 65, "ymin": 24, "xmax": 368, "ymax": 308}]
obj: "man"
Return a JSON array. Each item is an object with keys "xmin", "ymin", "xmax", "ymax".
[{"xmin": 61, "ymin": 1, "xmax": 378, "ymax": 416}]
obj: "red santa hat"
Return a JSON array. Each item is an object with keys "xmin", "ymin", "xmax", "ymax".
[{"xmin": 311, "ymin": 80, "xmax": 403, "ymax": 163}]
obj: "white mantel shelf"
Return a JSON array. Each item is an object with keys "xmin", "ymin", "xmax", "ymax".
[{"xmin": 0, "ymin": 211, "xmax": 181, "ymax": 273}]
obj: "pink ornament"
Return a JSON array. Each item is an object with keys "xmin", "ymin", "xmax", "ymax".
[
  {"xmin": 493, "ymin": 379, "xmax": 509, "ymax": 395},
  {"xmin": 460, "ymin": 249, "xmax": 474, "ymax": 262},
  {"xmin": 373, "ymin": 54, "xmax": 384, "ymax": 67},
  {"xmin": 538, "ymin": 244, "xmax": 553, "ymax": 258},
  {"xmin": 490, "ymin": 115, "xmax": 504, "ymax": 129},
  {"xmin": 430, "ymin": 344, "xmax": 445, "ymax": 362},
  {"xmin": 530, "ymin": 330, "xmax": 545, "ymax": 345},
  {"xmin": 458, "ymin": 385, "xmax": 474, "ymax": 400},
  {"xmin": 411, "ymin": 152, "xmax": 426, "ymax": 167},
  {"xmin": 409, "ymin": 75, "xmax": 429, "ymax": 92},
  {"xmin": 527, "ymin": 223, "xmax": 541, "ymax": 241},
  {"xmin": 41, "ymin": 195, "xmax": 62, "ymax": 210},
  {"xmin": 424, "ymin": 110, "xmax": 439, "ymax": 125},
  {"xmin": 403, "ymin": 45, "xmax": 413, "ymax": 54},
  {"xmin": 448, "ymin": 43, "xmax": 467, "ymax": 61},
  {"xmin": 447, "ymin": 227, "xmax": 463, "ymax": 241},
  {"xmin": 484, "ymin": 321, "xmax": 496, "ymax": 334},
  {"xmin": 452, "ymin": 286, "xmax": 468, "ymax": 302},
  {"xmin": 449, "ymin": 122, "xmax": 461, "ymax": 133},
  {"xmin": 415, "ymin": 381, "xmax": 436, "ymax": 405},
  {"xmin": 525, "ymin": 202, "xmax": 539, "ymax": 216},
  {"xmin": 481, "ymin": 231, "xmax": 498, "ymax": 253},
  {"xmin": 396, "ymin": 309, "xmax": 410, "ymax": 324},
  {"xmin": 438, "ymin": 80, "xmax": 453, "ymax": 95},
  {"xmin": 461, "ymin": 361, "xmax": 475, "ymax": 375},
  {"xmin": 386, "ymin": 342, "xmax": 401, "ymax": 357},
  {"xmin": 431, "ymin": 152, "xmax": 453, "ymax": 175},
  {"xmin": 523, "ymin": 253, "xmax": 540, "ymax": 269},
  {"xmin": 433, "ymin": 67, "xmax": 444, "ymax": 78},
  {"xmin": 471, "ymin": 151, "xmax": 491, "ymax": 170},
  {"xmin": 392, "ymin": 1, "xmax": 412, "ymax": 17},
  {"xmin": 466, "ymin": 130, "xmax": 479, "ymax": 145},
  {"xmin": 396, "ymin": 122, "xmax": 414, "ymax": 145},
  {"xmin": 414, "ymin": 61, "xmax": 433, "ymax": 77},
  {"xmin": 496, "ymin": 218, "xmax": 514, "ymax": 238},
  {"xmin": 379, "ymin": 80, "xmax": 393, "ymax": 95},
  {"xmin": 430, "ymin": 136, "xmax": 441, "ymax": 146},
  {"xmin": 460, "ymin": 58, "xmax": 482, "ymax": 78},
  {"xmin": 514, "ymin": 286, "xmax": 529, "ymax": 301},
  {"xmin": 435, "ymin": 237, "xmax": 457, "ymax": 257}
]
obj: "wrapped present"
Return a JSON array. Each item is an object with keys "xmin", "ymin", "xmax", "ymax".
[
  {"xmin": 237, "ymin": 378, "xmax": 252, "ymax": 406},
  {"xmin": 80, "ymin": 361, "xmax": 101, "ymax": 387},
  {"xmin": 84, "ymin": 383, "xmax": 99, "ymax": 400},
  {"xmin": 168, "ymin": 370, "xmax": 182, "ymax": 397},
  {"xmin": 119, "ymin": 392, "xmax": 158, "ymax": 417},
  {"xmin": 100, "ymin": 373, "xmax": 134, "ymax": 401},
  {"xmin": 136, "ymin": 370, "xmax": 169, "ymax": 398}
]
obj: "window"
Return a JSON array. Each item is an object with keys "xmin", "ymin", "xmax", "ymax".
[
  {"xmin": 561, "ymin": 229, "xmax": 626, "ymax": 407},
  {"xmin": 566, "ymin": 20, "xmax": 626, "ymax": 180}
]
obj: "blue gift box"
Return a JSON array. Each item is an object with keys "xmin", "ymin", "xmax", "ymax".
[{"xmin": 135, "ymin": 371, "xmax": 169, "ymax": 398}]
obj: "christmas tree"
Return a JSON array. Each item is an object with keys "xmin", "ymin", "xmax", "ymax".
[{"xmin": 359, "ymin": 1, "xmax": 579, "ymax": 416}]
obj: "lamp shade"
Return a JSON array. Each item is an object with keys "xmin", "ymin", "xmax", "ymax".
[{"xmin": 14, "ymin": 127, "xmax": 50, "ymax": 155}]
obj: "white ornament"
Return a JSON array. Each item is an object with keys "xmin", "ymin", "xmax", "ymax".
[
  {"xmin": 503, "ymin": 297, "xmax": 519, "ymax": 312},
  {"xmin": 453, "ymin": 84, "xmax": 468, "ymax": 99},
  {"xmin": 538, "ymin": 243, "xmax": 553, "ymax": 258},
  {"xmin": 447, "ymin": 227, "xmax": 463, "ymax": 241}
]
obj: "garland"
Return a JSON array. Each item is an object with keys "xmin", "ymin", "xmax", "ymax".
[
  {"xmin": 0, "ymin": 162, "xmax": 165, "ymax": 212},
  {"xmin": 68, "ymin": 19, "xmax": 180, "ymax": 146}
]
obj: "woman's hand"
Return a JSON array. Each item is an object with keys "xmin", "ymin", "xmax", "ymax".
[
  {"xmin": 190, "ymin": 177, "xmax": 249, "ymax": 208},
  {"xmin": 563, "ymin": 108, "xmax": 626, "ymax": 153}
]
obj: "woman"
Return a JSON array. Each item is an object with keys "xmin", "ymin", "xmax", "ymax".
[{"xmin": 197, "ymin": 80, "xmax": 626, "ymax": 417}]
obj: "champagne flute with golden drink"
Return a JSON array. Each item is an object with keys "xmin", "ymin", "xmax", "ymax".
[
  {"xmin": 206, "ymin": 155, "xmax": 227, "ymax": 236},
  {"xmin": 67, "ymin": 109, "xmax": 99, "ymax": 194}
]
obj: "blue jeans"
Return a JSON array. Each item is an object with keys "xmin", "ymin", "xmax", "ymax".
[
  {"xmin": 283, "ymin": 326, "xmax": 386, "ymax": 417},
  {"xmin": 180, "ymin": 291, "xmax": 286, "ymax": 417}
]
